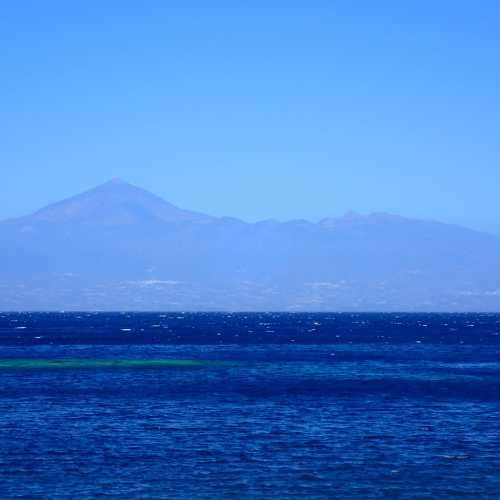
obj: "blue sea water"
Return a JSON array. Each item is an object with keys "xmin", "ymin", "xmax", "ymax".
[{"xmin": 0, "ymin": 312, "xmax": 499, "ymax": 499}]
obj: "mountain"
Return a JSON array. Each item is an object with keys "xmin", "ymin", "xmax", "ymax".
[
  {"xmin": 1, "ymin": 180, "xmax": 500, "ymax": 311},
  {"xmin": 19, "ymin": 178, "xmax": 214, "ymax": 226}
]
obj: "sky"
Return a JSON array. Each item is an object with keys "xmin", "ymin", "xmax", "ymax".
[{"xmin": 2, "ymin": 1, "xmax": 500, "ymax": 232}]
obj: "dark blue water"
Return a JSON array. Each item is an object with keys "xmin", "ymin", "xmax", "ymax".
[{"xmin": 0, "ymin": 313, "xmax": 499, "ymax": 498}]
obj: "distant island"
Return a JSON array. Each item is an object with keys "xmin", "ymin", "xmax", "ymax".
[{"xmin": 1, "ymin": 179, "xmax": 499, "ymax": 311}]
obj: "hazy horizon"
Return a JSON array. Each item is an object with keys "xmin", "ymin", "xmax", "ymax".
[{"xmin": 1, "ymin": 178, "xmax": 499, "ymax": 313}]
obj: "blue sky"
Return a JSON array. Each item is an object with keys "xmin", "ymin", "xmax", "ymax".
[{"xmin": 2, "ymin": 1, "xmax": 499, "ymax": 232}]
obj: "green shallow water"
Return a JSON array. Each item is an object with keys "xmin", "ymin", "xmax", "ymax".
[{"xmin": 0, "ymin": 359, "xmax": 229, "ymax": 369}]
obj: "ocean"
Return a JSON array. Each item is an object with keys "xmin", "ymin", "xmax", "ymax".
[{"xmin": 0, "ymin": 312, "xmax": 499, "ymax": 498}]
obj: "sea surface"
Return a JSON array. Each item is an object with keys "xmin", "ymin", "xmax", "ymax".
[{"xmin": 0, "ymin": 312, "xmax": 499, "ymax": 499}]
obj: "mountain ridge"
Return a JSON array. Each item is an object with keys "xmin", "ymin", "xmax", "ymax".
[{"xmin": 2, "ymin": 179, "xmax": 489, "ymax": 236}]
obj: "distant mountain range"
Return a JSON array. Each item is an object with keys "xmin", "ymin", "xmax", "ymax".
[{"xmin": 1, "ymin": 178, "xmax": 500, "ymax": 311}]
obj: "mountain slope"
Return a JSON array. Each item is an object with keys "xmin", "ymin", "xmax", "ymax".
[{"xmin": 1, "ymin": 180, "xmax": 500, "ymax": 311}]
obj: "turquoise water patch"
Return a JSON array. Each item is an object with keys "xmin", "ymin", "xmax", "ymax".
[{"xmin": 0, "ymin": 359, "xmax": 229, "ymax": 370}]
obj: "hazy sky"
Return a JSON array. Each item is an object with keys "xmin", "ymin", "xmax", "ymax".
[{"xmin": 2, "ymin": 1, "xmax": 499, "ymax": 232}]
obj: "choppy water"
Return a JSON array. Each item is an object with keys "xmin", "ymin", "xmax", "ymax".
[{"xmin": 0, "ymin": 313, "xmax": 499, "ymax": 498}]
